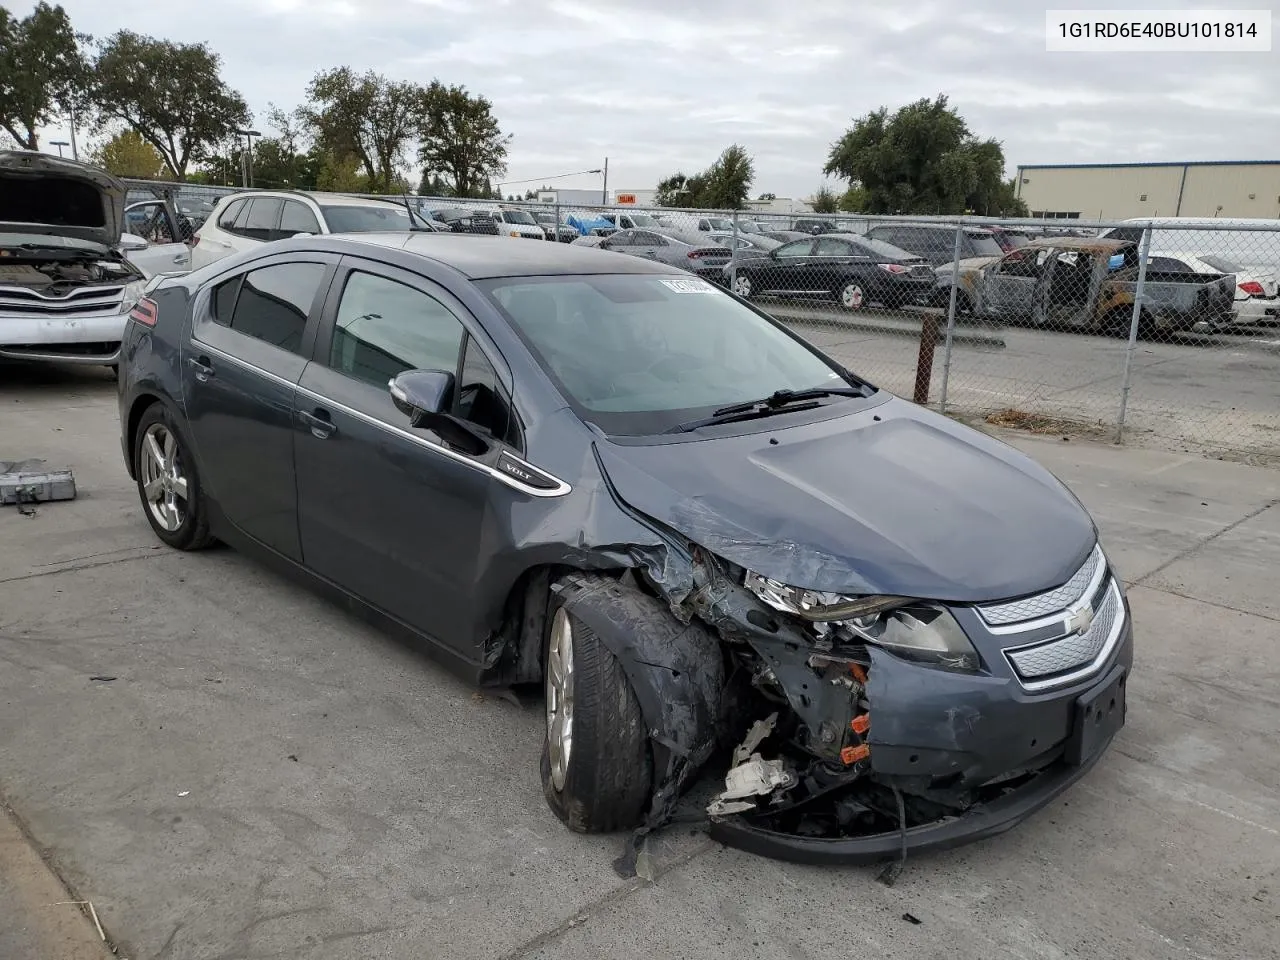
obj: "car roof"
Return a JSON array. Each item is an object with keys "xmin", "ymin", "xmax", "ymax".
[
  {"xmin": 311, "ymin": 233, "xmax": 685, "ymax": 279},
  {"xmin": 214, "ymin": 191, "xmax": 404, "ymax": 208}
]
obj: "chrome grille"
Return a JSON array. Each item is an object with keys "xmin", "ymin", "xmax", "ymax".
[
  {"xmin": 1005, "ymin": 579, "xmax": 1122, "ymax": 684},
  {"xmin": 0, "ymin": 284, "xmax": 127, "ymax": 316},
  {"xmin": 977, "ymin": 544, "xmax": 1104, "ymax": 626}
]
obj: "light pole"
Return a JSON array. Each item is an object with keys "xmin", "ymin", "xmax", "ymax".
[
  {"xmin": 50, "ymin": 140, "xmax": 70, "ymax": 158},
  {"xmin": 234, "ymin": 129, "xmax": 261, "ymax": 188}
]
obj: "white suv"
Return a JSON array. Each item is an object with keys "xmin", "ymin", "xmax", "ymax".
[
  {"xmin": 486, "ymin": 208, "xmax": 547, "ymax": 240},
  {"xmin": 191, "ymin": 191, "xmax": 414, "ymax": 269}
]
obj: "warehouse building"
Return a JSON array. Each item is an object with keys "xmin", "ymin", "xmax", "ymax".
[{"xmin": 1014, "ymin": 161, "xmax": 1280, "ymax": 220}]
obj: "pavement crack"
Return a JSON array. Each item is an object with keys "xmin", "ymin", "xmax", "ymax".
[
  {"xmin": 497, "ymin": 838, "xmax": 718, "ymax": 959},
  {"xmin": 0, "ymin": 550, "xmax": 165, "ymax": 586},
  {"xmin": 1136, "ymin": 583, "xmax": 1280, "ymax": 623},
  {"xmin": 1132, "ymin": 498, "xmax": 1278, "ymax": 589}
]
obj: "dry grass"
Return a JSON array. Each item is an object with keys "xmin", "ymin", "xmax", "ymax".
[{"xmin": 982, "ymin": 407, "xmax": 1110, "ymax": 439}]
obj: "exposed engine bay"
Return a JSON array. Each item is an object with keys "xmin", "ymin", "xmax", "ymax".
[{"xmin": 0, "ymin": 252, "xmax": 141, "ymax": 293}]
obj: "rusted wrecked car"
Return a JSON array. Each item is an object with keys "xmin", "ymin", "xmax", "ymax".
[
  {"xmin": 116, "ymin": 236, "xmax": 1133, "ymax": 869},
  {"xmin": 934, "ymin": 237, "xmax": 1236, "ymax": 335}
]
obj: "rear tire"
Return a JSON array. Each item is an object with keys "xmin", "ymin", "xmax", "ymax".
[
  {"xmin": 132, "ymin": 404, "xmax": 215, "ymax": 551},
  {"xmin": 731, "ymin": 273, "xmax": 754, "ymax": 300},
  {"xmin": 837, "ymin": 281, "xmax": 866, "ymax": 311},
  {"xmin": 540, "ymin": 588, "xmax": 652, "ymax": 834}
]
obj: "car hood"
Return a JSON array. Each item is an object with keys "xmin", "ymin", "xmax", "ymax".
[
  {"xmin": 0, "ymin": 150, "xmax": 126, "ymax": 247},
  {"xmin": 595, "ymin": 397, "xmax": 1097, "ymax": 603}
]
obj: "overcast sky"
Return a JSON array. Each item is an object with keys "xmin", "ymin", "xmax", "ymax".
[{"xmin": 22, "ymin": 0, "xmax": 1280, "ymax": 198}]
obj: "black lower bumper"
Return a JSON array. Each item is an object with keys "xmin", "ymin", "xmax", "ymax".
[{"xmin": 708, "ymin": 731, "xmax": 1112, "ymax": 865}]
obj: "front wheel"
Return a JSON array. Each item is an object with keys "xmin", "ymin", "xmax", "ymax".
[
  {"xmin": 540, "ymin": 598, "xmax": 652, "ymax": 833},
  {"xmin": 837, "ymin": 281, "xmax": 866, "ymax": 311}
]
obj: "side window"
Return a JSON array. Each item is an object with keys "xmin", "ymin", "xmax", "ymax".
[
  {"xmin": 456, "ymin": 336, "xmax": 516, "ymax": 445},
  {"xmin": 217, "ymin": 199, "xmax": 246, "ymax": 230},
  {"xmin": 228, "ymin": 262, "xmax": 326, "ymax": 354},
  {"xmin": 280, "ymin": 200, "xmax": 321, "ymax": 237},
  {"xmin": 814, "ymin": 238, "xmax": 853, "ymax": 257},
  {"xmin": 242, "ymin": 198, "xmax": 283, "ymax": 241},
  {"xmin": 775, "ymin": 240, "xmax": 813, "ymax": 259},
  {"xmin": 605, "ymin": 232, "xmax": 633, "ymax": 247},
  {"xmin": 211, "ymin": 275, "xmax": 242, "ymax": 325},
  {"xmin": 994, "ymin": 251, "xmax": 1041, "ymax": 278},
  {"xmin": 329, "ymin": 271, "xmax": 465, "ymax": 390}
]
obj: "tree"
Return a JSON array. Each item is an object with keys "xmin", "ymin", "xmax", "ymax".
[
  {"xmin": 0, "ymin": 3, "xmax": 90, "ymax": 150},
  {"xmin": 810, "ymin": 186, "xmax": 838, "ymax": 213},
  {"xmin": 419, "ymin": 170, "xmax": 450, "ymax": 196},
  {"xmin": 655, "ymin": 145, "xmax": 755, "ymax": 209},
  {"xmin": 296, "ymin": 68, "xmax": 420, "ymax": 193},
  {"xmin": 838, "ymin": 185, "xmax": 868, "ymax": 213},
  {"xmin": 824, "ymin": 95, "xmax": 1023, "ymax": 216},
  {"xmin": 91, "ymin": 31, "xmax": 249, "ymax": 180},
  {"xmin": 757, "ymin": 192, "xmax": 776, "ymax": 201},
  {"xmin": 90, "ymin": 128, "xmax": 165, "ymax": 178},
  {"xmin": 417, "ymin": 82, "xmax": 511, "ymax": 199}
]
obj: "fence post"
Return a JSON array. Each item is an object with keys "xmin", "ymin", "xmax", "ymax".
[
  {"xmin": 1114, "ymin": 225, "xmax": 1152, "ymax": 443},
  {"xmin": 555, "ymin": 202, "xmax": 561, "ymax": 242},
  {"xmin": 938, "ymin": 221, "xmax": 965, "ymax": 414},
  {"xmin": 730, "ymin": 209, "xmax": 739, "ymax": 290}
]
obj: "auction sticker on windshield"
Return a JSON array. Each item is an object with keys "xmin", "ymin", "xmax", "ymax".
[{"xmin": 658, "ymin": 278, "xmax": 721, "ymax": 294}]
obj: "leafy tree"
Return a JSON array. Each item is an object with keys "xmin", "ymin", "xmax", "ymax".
[
  {"xmin": 810, "ymin": 186, "xmax": 838, "ymax": 214},
  {"xmin": 418, "ymin": 170, "xmax": 450, "ymax": 196},
  {"xmin": 655, "ymin": 145, "xmax": 754, "ymax": 209},
  {"xmin": 91, "ymin": 31, "xmax": 248, "ymax": 180},
  {"xmin": 315, "ymin": 150, "xmax": 370, "ymax": 192},
  {"xmin": 838, "ymin": 184, "xmax": 868, "ymax": 213},
  {"xmin": 417, "ymin": 82, "xmax": 511, "ymax": 199},
  {"xmin": 824, "ymin": 95, "xmax": 1023, "ymax": 216},
  {"xmin": 757, "ymin": 192, "xmax": 776, "ymax": 201},
  {"xmin": 0, "ymin": 2, "xmax": 90, "ymax": 150},
  {"xmin": 90, "ymin": 128, "xmax": 165, "ymax": 178},
  {"xmin": 296, "ymin": 68, "xmax": 420, "ymax": 193}
]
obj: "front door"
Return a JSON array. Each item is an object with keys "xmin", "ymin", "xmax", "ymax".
[
  {"xmin": 293, "ymin": 259, "xmax": 520, "ymax": 658},
  {"xmin": 123, "ymin": 201, "xmax": 191, "ymax": 276},
  {"xmin": 759, "ymin": 238, "xmax": 815, "ymax": 292},
  {"xmin": 182, "ymin": 254, "xmax": 336, "ymax": 560},
  {"xmin": 981, "ymin": 249, "xmax": 1046, "ymax": 319}
]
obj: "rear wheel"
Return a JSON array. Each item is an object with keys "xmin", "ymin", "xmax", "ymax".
[
  {"xmin": 731, "ymin": 273, "xmax": 754, "ymax": 300},
  {"xmin": 133, "ymin": 405, "xmax": 214, "ymax": 551},
  {"xmin": 540, "ymin": 592, "xmax": 652, "ymax": 833}
]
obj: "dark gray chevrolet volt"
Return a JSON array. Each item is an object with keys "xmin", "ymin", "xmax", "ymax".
[{"xmin": 117, "ymin": 233, "xmax": 1132, "ymax": 865}]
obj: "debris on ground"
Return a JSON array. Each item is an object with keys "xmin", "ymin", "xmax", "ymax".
[
  {"xmin": 1, "ymin": 460, "xmax": 77, "ymax": 513},
  {"xmin": 982, "ymin": 408, "xmax": 1108, "ymax": 439}
]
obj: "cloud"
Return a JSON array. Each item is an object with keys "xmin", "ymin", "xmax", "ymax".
[{"xmin": 23, "ymin": 0, "xmax": 1280, "ymax": 198}]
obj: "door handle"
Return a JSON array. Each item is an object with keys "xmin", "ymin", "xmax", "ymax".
[
  {"xmin": 299, "ymin": 407, "xmax": 336, "ymax": 440},
  {"xmin": 173, "ymin": 253, "xmax": 189, "ymax": 264},
  {"xmin": 187, "ymin": 356, "xmax": 215, "ymax": 382}
]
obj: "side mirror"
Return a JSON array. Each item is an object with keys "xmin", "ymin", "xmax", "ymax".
[
  {"xmin": 388, "ymin": 369, "xmax": 488, "ymax": 455},
  {"xmin": 119, "ymin": 233, "xmax": 149, "ymax": 251},
  {"xmin": 291, "ymin": 232, "xmax": 314, "ymax": 238}
]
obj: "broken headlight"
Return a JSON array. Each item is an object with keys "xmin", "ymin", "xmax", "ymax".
[
  {"xmin": 744, "ymin": 572, "xmax": 979, "ymax": 673},
  {"xmin": 844, "ymin": 604, "xmax": 980, "ymax": 673}
]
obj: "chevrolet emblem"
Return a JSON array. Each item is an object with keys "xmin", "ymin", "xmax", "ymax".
[{"xmin": 1065, "ymin": 604, "xmax": 1094, "ymax": 636}]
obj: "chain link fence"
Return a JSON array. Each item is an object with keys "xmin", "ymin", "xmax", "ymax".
[{"xmin": 119, "ymin": 178, "xmax": 1280, "ymax": 462}]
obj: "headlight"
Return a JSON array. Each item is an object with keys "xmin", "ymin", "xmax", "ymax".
[
  {"xmin": 120, "ymin": 280, "xmax": 146, "ymax": 313},
  {"xmin": 510, "ymin": 230, "xmax": 521, "ymax": 237},
  {"xmin": 744, "ymin": 571, "xmax": 979, "ymax": 672}
]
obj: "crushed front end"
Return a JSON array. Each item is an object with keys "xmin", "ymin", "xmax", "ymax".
[{"xmin": 684, "ymin": 541, "xmax": 1133, "ymax": 865}]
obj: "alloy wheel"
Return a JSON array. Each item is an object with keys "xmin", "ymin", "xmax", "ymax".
[
  {"xmin": 732, "ymin": 274, "xmax": 753, "ymax": 298},
  {"xmin": 546, "ymin": 607, "xmax": 576, "ymax": 792},
  {"xmin": 841, "ymin": 283, "xmax": 865, "ymax": 310},
  {"xmin": 139, "ymin": 422, "xmax": 189, "ymax": 533}
]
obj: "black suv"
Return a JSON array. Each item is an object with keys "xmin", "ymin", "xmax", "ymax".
[{"xmin": 864, "ymin": 224, "xmax": 1005, "ymax": 266}]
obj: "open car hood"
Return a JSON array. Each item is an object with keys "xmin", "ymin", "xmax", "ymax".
[
  {"xmin": 0, "ymin": 150, "xmax": 126, "ymax": 247},
  {"xmin": 595, "ymin": 397, "xmax": 1097, "ymax": 603}
]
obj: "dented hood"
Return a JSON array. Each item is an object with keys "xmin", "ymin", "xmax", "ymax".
[
  {"xmin": 0, "ymin": 150, "xmax": 126, "ymax": 247},
  {"xmin": 595, "ymin": 397, "xmax": 1096, "ymax": 603}
]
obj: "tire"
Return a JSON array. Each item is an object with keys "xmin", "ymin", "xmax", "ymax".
[
  {"xmin": 132, "ymin": 404, "xmax": 215, "ymax": 551},
  {"xmin": 837, "ymin": 281, "xmax": 866, "ymax": 311},
  {"xmin": 540, "ymin": 592, "xmax": 652, "ymax": 833},
  {"xmin": 731, "ymin": 273, "xmax": 754, "ymax": 300}
]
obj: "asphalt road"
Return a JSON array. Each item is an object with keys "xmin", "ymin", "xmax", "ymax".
[
  {"xmin": 2, "ymin": 363, "xmax": 1278, "ymax": 960},
  {"xmin": 762, "ymin": 300, "xmax": 1280, "ymax": 462}
]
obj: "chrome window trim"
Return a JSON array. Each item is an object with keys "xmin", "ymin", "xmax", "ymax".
[
  {"xmin": 979, "ymin": 543, "xmax": 1108, "ymax": 634},
  {"xmin": 1001, "ymin": 578, "xmax": 1126, "ymax": 693},
  {"xmin": 190, "ymin": 338, "xmax": 572, "ymax": 499}
]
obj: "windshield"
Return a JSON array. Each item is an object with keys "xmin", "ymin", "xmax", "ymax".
[
  {"xmin": 319, "ymin": 204, "xmax": 412, "ymax": 233},
  {"xmin": 705, "ymin": 217, "xmax": 733, "ymax": 231},
  {"xmin": 501, "ymin": 210, "xmax": 538, "ymax": 225},
  {"xmin": 535, "ymin": 213, "xmax": 557, "ymax": 224},
  {"xmin": 480, "ymin": 274, "xmax": 864, "ymax": 436},
  {"xmin": 966, "ymin": 232, "xmax": 1004, "ymax": 257},
  {"xmin": 628, "ymin": 213, "xmax": 659, "ymax": 227}
]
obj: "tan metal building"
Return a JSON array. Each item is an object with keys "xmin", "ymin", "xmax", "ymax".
[{"xmin": 1014, "ymin": 162, "xmax": 1280, "ymax": 221}]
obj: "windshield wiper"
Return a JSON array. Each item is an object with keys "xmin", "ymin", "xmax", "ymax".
[{"xmin": 667, "ymin": 386, "xmax": 868, "ymax": 434}]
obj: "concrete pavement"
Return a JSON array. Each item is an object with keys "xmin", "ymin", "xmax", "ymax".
[{"xmin": 1, "ymin": 362, "xmax": 1278, "ymax": 960}]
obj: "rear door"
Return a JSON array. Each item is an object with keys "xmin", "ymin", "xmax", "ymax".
[
  {"xmin": 123, "ymin": 201, "xmax": 192, "ymax": 277},
  {"xmin": 182, "ymin": 253, "xmax": 338, "ymax": 560},
  {"xmin": 760, "ymin": 238, "xmax": 815, "ymax": 291},
  {"xmin": 811, "ymin": 237, "xmax": 864, "ymax": 292}
]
